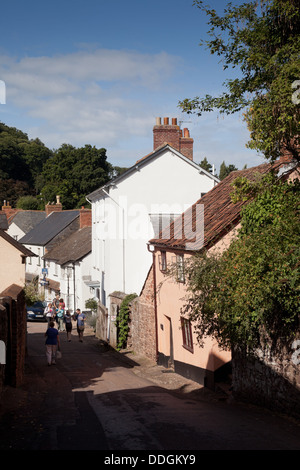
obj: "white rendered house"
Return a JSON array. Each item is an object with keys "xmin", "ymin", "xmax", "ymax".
[
  {"xmin": 87, "ymin": 117, "xmax": 219, "ymax": 308},
  {"xmin": 7, "ymin": 211, "xmax": 46, "ymax": 242},
  {"xmin": 43, "ymin": 227, "xmax": 93, "ymax": 313}
]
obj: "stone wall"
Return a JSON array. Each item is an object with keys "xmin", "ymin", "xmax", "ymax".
[
  {"xmin": 130, "ymin": 267, "xmax": 157, "ymax": 362},
  {"xmin": 0, "ymin": 303, "xmax": 8, "ymax": 394},
  {"xmin": 95, "ymin": 301, "xmax": 109, "ymax": 342},
  {"xmin": 0, "ymin": 285, "xmax": 27, "ymax": 390},
  {"xmin": 94, "ymin": 268, "xmax": 157, "ymax": 363},
  {"xmin": 107, "ymin": 292, "xmax": 126, "ymax": 349},
  {"xmin": 232, "ymin": 344, "xmax": 300, "ymax": 420}
]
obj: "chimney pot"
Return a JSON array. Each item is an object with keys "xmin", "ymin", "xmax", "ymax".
[{"xmin": 153, "ymin": 116, "xmax": 193, "ymax": 160}]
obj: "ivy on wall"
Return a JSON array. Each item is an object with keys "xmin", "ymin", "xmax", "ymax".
[
  {"xmin": 116, "ymin": 293, "xmax": 137, "ymax": 351},
  {"xmin": 183, "ymin": 174, "xmax": 300, "ymax": 354}
]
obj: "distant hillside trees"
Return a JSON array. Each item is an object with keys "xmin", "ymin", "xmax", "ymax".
[
  {"xmin": 0, "ymin": 122, "xmax": 115, "ymax": 209},
  {"xmin": 38, "ymin": 144, "xmax": 113, "ymax": 209}
]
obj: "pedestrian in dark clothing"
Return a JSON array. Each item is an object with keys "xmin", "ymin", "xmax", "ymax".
[
  {"xmin": 45, "ymin": 321, "xmax": 60, "ymax": 366},
  {"xmin": 64, "ymin": 310, "xmax": 73, "ymax": 341},
  {"xmin": 74, "ymin": 308, "xmax": 86, "ymax": 342}
]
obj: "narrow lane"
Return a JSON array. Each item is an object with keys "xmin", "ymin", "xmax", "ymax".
[{"xmin": 1, "ymin": 321, "xmax": 300, "ymax": 451}]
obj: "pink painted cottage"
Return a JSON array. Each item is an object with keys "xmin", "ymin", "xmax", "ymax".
[{"xmin": 144, "ymin": 156, "xmax": 298, "ymax": 389}]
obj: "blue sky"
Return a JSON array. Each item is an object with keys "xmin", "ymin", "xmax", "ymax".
[{"xmin": 0, "ymin": 0, "xmax": 265, "ymax": 173}]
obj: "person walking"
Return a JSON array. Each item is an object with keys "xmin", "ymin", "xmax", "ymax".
[
  {"xmin": 56, "ymin": 306, "xmax": 65, "ymax": 331},
  {"xmin": 74, "ymin": 308, "xmax": 86, "ymax": 342},
  {"xmin": 44, "ymin": 302, "xmax": 54, "ymax": 326},
  {"xmin": 45, "ymin": 321, "xmax": 60, "ymax": 366},
  {"xmin": 53, "ymin": 294, "xmax": 60, "ymax": 309},
  {"xmin": 64, "ymin": 310, "xmax": 73, "ymax": 341}
]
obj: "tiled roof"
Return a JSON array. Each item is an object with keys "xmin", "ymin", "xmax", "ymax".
[
  {"xmin": 0, "ymin": 213, "xmax": 8, "ymax": 230},
  {"xmin": 19, "ymin": 210, "xmax": 79, "ymax": 246},
  {"xmin": 43, "ymin": 227, "xmax": 91, "ymax": 265},
  {"xmin": 9, "ymin": 210, "xmax": 46, "ymax": 233},
  {"xmin": 149, "ymin": 159, "xmax": 296, "ymax": 252}
]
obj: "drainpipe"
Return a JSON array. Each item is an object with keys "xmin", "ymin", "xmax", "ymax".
[
  {"xmin": 147, "ymin": 243, "xmax": 159, "ymax": 362},
  {"xmin": 72, "ymin": 263, "xmax": 76, "ymax": 313}
]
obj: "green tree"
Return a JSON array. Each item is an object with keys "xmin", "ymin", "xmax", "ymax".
[
  {"xmin": 199, "ymin": 157, "xmax": 212, "ymax": 172},
  {"xmin": 116, "ymin": 293, "xmax": 138, "ymax": 351},
  {"xmin": 179, "ymin": 0, "xmax": 300, "ymax": 162},
  {"xmin": 219, "ymin": 161, "xmax": 238, "ymax": 180},
  {"xmin": 16, "ymin": 195, "xmax": 41, "ymax": 210},
  {"xmin": 20, "ymin": 138, "xmax": 53, "ymax": 190},
  {"xmin": 0, "ymin": 179, "xmax": 32, "ymax": 208},
  {"xmin": 0, "ymin": 122, "xmax": 53, "ymax": 198},
  {"xmin": 183, "ymin": 175, "xmax": 300, "ymax": 354},
  {"xmin": 40, "ymin": 144, "xmax": 113, "ymax": 209}
]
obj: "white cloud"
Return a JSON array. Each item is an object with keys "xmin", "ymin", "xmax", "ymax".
[
  {"xmin": 0, "ymin": 49, "xmax": 181, "ymax": 155},
  {"xmin": 0, "ymin": 48, "xmax": 261, "ymax": 170}
]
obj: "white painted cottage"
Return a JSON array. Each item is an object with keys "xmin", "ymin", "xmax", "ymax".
[
  {"xmin": 43, "ymin": 227, "xmax": 92, "ymax": 313},
  {"xmin": 87, "ymin": 117, "xmax": 219, "ymax": 309}
]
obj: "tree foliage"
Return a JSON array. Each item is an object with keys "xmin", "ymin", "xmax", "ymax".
[
  {"xmin": 0, "ymin": 121, "xmax": 120, "ymax": 209},
  {"xmin": 183, "ymin": 174, "xmax": 300, "ymax": 354},
  {"xmin": 16, "ymin": 195, "xmax": 41, "ymax": 210},
  {"xmin": 199, "ymin": 157, "xmax": 213, "ymax": 172},
  {"xmin": 179, "ymin": 0, "xmax": 300, "ymax": 162},
  {"xmin": 39, "ymin": 144, "xmax": 113, "ymax": 209},
  {"xmin": 219, "ymin": 161, "xmax": 238, "ymax": 180},
  {"xmin": 116, "ymin": 293, "xmax": 138, "ymax": 351}
]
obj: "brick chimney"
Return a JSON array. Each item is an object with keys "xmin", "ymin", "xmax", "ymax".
[
  {"xmin": 79, "ymin": 207, "xmax": 92, "ymax": 228},
  {"xmin": 153, "ymin": 117, "xmax": 194, "ymax": 160},
  {"xmin": 1, "ymin": 201, "xmax": 19, "ymax": 220},
  {"xmin": 45, "ymin": 195, "xmax": 63, "ymax": 216}
]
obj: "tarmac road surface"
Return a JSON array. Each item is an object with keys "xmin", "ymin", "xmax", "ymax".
[{"xmin": 1, "ymin": 321, "xmax": 300, "ymax": 452}]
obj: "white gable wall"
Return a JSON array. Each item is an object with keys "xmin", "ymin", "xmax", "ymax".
[
  {"xmin": 91, "ymin": 148, "xmax": 218, "ymax": 305},
  {"xmin": 6, "ymin": 222, "xmax": 25, "ymax": 242},
  {"xmin": 24, "ymin": 244, "xmax": 45, "ymax": 279}
]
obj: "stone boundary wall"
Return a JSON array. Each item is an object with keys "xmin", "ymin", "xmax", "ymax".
[
  {"xmin": 0, "ymin": 285, "xmax": 27, "ymax": 391},
  {"xmin": 95, "ymin": 301, "xmax": 109, "ymax": 343},
  {"xmin": 130, "ymin": 267, "xmax": 157, "ymax": 363},
  {"xmin": 232, "ymin": 345, "xmax": 300, "ymax": 420},
  {"xmin": 0, "ymin": 303, "xmax": 8, "ymax": 393}
]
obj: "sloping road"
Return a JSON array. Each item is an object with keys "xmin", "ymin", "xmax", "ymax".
[{"xmin": 1, "ymin": 321, "xmax": 300, "ymax": 451}]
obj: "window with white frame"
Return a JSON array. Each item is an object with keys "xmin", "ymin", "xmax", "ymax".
[
  {"xmin": 176, "ymin": 254, "xmax": 185, "ymax": 283},
  {"xmin": 181, "ymin": 317, "xmax": 193, "ymax": 352},
  {"xmin": 158, "ymin": 251, "xmax": 167, "ymax": 272}
]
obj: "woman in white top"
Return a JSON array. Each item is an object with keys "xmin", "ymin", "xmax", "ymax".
[{"xmin": 44, "ymin": 303, "xmax": 54, "ymax": 326}]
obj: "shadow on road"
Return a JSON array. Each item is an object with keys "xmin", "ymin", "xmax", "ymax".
[{"xmin": 1, "ymin": 322, "xmax": 300, "ymax": 451}]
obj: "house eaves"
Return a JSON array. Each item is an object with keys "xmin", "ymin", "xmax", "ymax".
[{"xmin": 0, "ymin": 229, "xmax": 36, "ymax": 257}]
